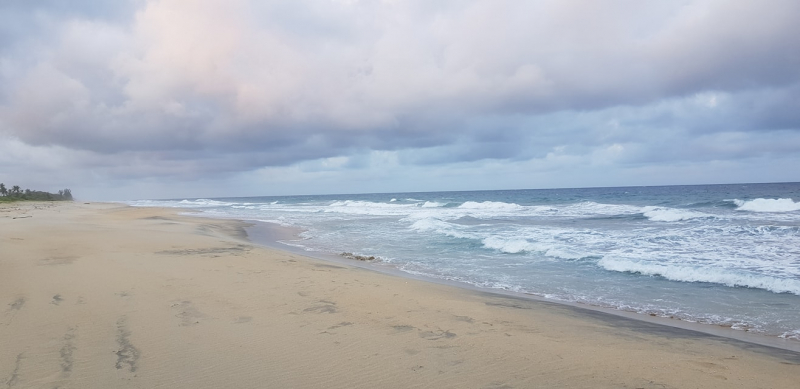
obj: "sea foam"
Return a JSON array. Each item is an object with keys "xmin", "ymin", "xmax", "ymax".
[
  {"xmin": 126, "ymin": 184, "xmax": 800, "ymax": 339},
  {"xmin": 641, "ymin": 206, "xmax": 711, "ymax": 222},
  {"xmin": 482, "ymin": 236, "xmax": 536, "ymax": 254},
  {"xmin": 733, "ymin": 198, "xmax": 800, "ymax": 213},
  {"xmin": 458, "ymin": 201, "xmax": 525, "ymax": 214},
  {"xmin": 598, "ymin": 257, "xmax": 800, "ymax": 295}
]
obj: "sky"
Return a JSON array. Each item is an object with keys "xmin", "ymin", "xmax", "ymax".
[{"xmin": 1, "ymin": 0, "xmax": 799, "ymax": 200}]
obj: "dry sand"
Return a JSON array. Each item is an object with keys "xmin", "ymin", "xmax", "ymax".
[{"xmin": 1, "ymin": 201, "xmax": 799, "ymax": 388}]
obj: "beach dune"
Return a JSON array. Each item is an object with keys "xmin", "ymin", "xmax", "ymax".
[{"xmin": 1, "ymin": 202, "xmax": 799, "ymax": 388}]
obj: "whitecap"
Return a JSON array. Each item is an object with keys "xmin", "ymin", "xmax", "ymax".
[
  {"xmin": 597, "ymin": 257, "xmax": 800, "ymax": 295},
  {"xmin": 458, "ymin": 201, "xmax": 524, "ymax": 211},
  {"xmin": 409, "ymin": 218, "xmax": 469, "ymax": 239},
  {"xmin": 409, "ymin": 218, "xmax": 450, "ymax": 232},
  {"xmin": 127, "ymin": 198, "xmax": 233, "ymax": 208},
  {"xmin": 180, "ymin": 199, "xmax": 234, "ymax": 207},
  {"xmin": 733, "ymin": 198, "xmax": 800, "ymax": 213},
  {"xmin": 564, "ymin": 201, "xmax": 640, "ymax": 217},
  {"xmin": 482, "ymin": 236, "xmax": 534, "ymax": 254},
  {"xmin": 779, "ymin": 330, "xmax": 800, "ymax": 340},
  {"xmin": 325, "ymin": 200, "xmax": 419, "ymax": 216},
  {"xmin": 641, "ymin": 206, "xmax": 711, "ymax": 222}
]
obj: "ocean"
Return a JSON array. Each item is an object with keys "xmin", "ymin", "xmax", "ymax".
[{"xmin": 127, "ymin": 182, "xmax": 800, "ymax": 341}]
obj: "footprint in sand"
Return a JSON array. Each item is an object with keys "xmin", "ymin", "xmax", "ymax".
[
  {"xmin": 115, "ymin": 317, "xmax": 140, "ymax": 373},
  {"xmin": 171, "ymin": 301, "xmax": 207, "ymax": 326},
  {"xmin": 392, "ymin": 325, "xmax": 416, "ymax": 333},
  {"xmin": 38, "ymin": 256, "xmax": 78, "ymax": 266},
  {"xmin": 327, "ymin": 322, "xmax": 353, "ymax": 330},
  {"xmin": 482, "ymin": 382, "xmax": 514, "ymax": 389},
  {"xmin": 303, "ymin": 300, "xmax": 338, "ymax": 314},
  {"xmin": 418, "ymin": 329, "xmax": 457, "ymax": 340},
  {"xmin": 5, "ymin": 353, "xmax": 24, "ymax": 387},
  {"xmin": 60, "ymin": 327, "xmax": 77, "ymax": 376},
  {"xmin": 7, "ymin": 297, "xmax": 25, "ymax": 312},
  {"xmin": 4, "ymin": 297, "xmax": 26, "ymax": 325}
]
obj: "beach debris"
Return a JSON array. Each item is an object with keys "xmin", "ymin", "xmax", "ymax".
[{"xmin": 339, "ymin": 252, "xmax": 376, "ymax": 261}]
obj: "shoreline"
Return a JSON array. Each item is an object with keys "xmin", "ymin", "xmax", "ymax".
[
  {"xmin": 166, "ymin": 206, "xmax": 800, "ymax": 355},
  {"xmin": 3, "ymin": 201, "xmax": 800, "ymax": 388},
  {"xmin": 243, "ymin": 217, "xmax": 800, "ymax": 354}
]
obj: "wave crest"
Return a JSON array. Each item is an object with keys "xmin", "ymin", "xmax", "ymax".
[
  {"xmin": 598, "ymin": 257, "xmax": 800, "ymax": 295},
  {"xmin": 458, "ymin": 201, "xmax": 524, "ymax": 211},
  {"xmin": 482, "ymin": 236, "xmax": 533, "ymax": 254},
  {"xmin": 733, "ymin": 198, "xmax": 800, "ymax": 213},
  {"xmin": 481, "ymin": 236, "xmax": 588, "ymax": 259},
  {"xmin": 641, "ymin": 206, "xmax": 711, "ymax": 222}
]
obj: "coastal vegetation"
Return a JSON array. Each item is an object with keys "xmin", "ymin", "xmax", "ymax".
[{"xmin": 0, "ymin": 183, "xmax": 73, "ymax": 202}]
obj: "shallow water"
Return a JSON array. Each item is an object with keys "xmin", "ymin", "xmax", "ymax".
[{"xmin": 127, "ymin": 182, "xmax": 800, "ymax": 340}]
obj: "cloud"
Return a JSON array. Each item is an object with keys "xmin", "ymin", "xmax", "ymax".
[{"xmin": 1, "ymin": 0, "xmax": 799, "ymax": 199}]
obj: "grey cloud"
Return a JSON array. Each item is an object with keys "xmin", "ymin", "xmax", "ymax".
[{"xmin": 1, "ymin": 0, "xmax": 799, "ymax": 195}]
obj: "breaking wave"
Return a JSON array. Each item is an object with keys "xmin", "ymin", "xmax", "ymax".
[
  {"xmin": 732, "ymin": 198, "xmax": 800, "ymax": 213},
  {"xmin": 458, "ymin": 201, "xmax": 525, "ymax": 211},
  {"xmin": 641, "ymin": 206, "xmax": 712, "ymax": 222},
  {"xmin": 480, "ymin": 236, "xmax": 589, "ymax": 259},
  {"xmin": 598, "ymin": 257, "xmax": 800, "ymax": 295}
]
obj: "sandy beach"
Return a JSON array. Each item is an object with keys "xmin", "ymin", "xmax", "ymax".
[{"xmin": 1, "ymin": 202, "xmax": 799, "ymax": 388}]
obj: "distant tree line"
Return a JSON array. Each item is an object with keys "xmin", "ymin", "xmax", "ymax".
[{"xmin": 0, "ymin": 183, "xmax": 73, "ymax": 202}]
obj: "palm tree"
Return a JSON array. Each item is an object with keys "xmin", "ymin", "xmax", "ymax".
[
  {"xmin": 11, "ymin": 185, "xmax": 20, "ymax": 197},
  {"xmin": 0, "ymin": 183, "xmax": 6, "ymax": 197}
]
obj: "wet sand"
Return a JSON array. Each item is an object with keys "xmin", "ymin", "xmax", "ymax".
[{"xmin": 1, "ymin": 201, "xmax": 799, "ymax": 388}]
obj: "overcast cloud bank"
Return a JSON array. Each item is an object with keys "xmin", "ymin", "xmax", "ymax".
[{"xmin": 1, "ymin": 0, "xmax": 799, "ymax": 199}]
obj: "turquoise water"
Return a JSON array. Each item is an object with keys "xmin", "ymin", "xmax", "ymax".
[{"xmin": 128, "ymin": 183, "xmax": 800, "ymax": 340}]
